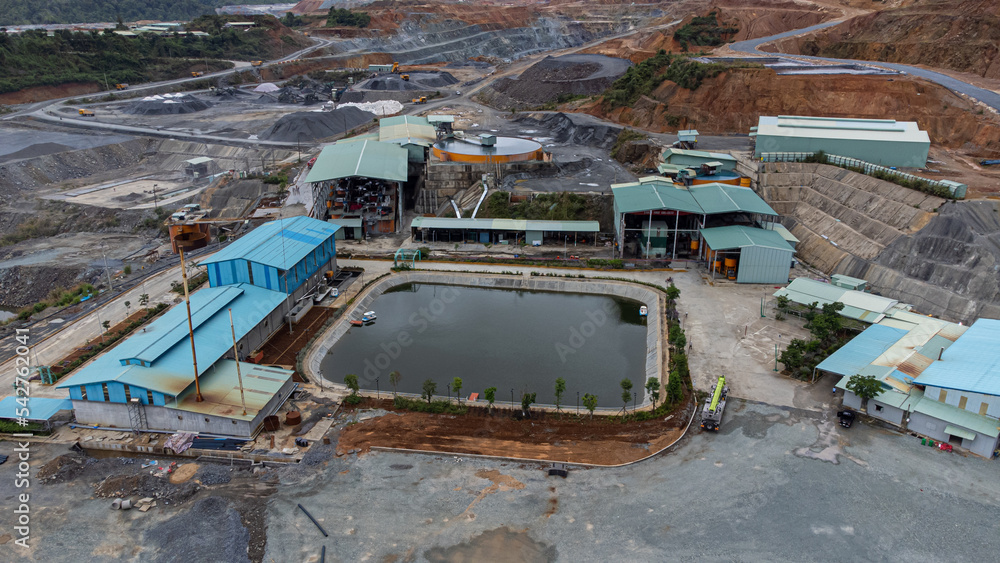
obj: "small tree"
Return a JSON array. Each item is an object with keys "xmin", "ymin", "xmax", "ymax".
[
  {"xmin": 521, "ymin": 392, "xmax": 536, "ymax": 418},
  {"xmin": 645, "ymin": 377, "xmax": 660, "ymax": 410},
  {"xmin": 666, "ymin": 283, "xmax": 680, "ymax": 306},
  {"xmin": 138, "ymin": 293, "xmax": 150, "ymax": 308},
  {"xmin": 669, "ymin": 324, "xmax": 687, "ymax": 350},
  {"xmin": 389, "ymin": 370, "xmax": 401, "ymax": 397},
  {"xmin": 620, "ymin": 378, "xmax": 633, "ymax": 415},
  {"xmin": 667, "ymin": 370, "xmax": 683, "ymax": 405},
  {"xmin": 123, "ymin": 265, "xmax": 132, "ymax": 276},
  {"xmin": 422, "ymin": 379, "xmax": 437, "ymax": 404},
  {"xmin": 102, "ymin": 320, "xmax": 111, "ymax": 332},
  {"xmin": 451, "ymin": 377, "xmax": 463, "ymax": 404},
  {"xmin": 484, "ymin": 386, "xmax": 497, "ymax": 414},
  {"xmin": 124, "ymin": 300, "xmax": 131, "ymax": 317},
  {"xmin": 582, "ymin": 393, "xmax": 598, "ymax": 419},
  {"xmin": 554, "ymin": 377, "xmax": 566, "ymax": 413},
  {"xmin": 846, "ymin": 374, "xmax": 883, "ymax": 411},
  {"xmin": 344, "ymin": 373, "xmax": 359, "ymax": 396}
]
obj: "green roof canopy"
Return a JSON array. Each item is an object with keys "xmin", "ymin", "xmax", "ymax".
[
  {"xmin": 700, "ymin": 225, "xmax": 793, "ymax": 251},
  {"xmin": 944, "ymin": 425, "xmax": 976, "ymax": 441},
  {"xmin": 306, "ymin": 140, "xmax": 408, "ymax": 183},
  {"xmin": 379, "ymin": 115, "xmax": 436, "ymax": 146},
  {"xmin": 613, "ymin": 180, "xmax": 777, "ymax": 216}
]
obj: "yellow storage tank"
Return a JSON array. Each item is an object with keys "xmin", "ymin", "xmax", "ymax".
[
  {"xmin": 690, "ymin": 240, "xmax": 699, "ymax": 251},
  {"xmin": 725, "ymin": 257, "xmax": 738, "ymax": 280}
]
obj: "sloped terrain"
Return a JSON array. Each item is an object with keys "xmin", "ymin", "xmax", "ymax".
[
  {"xmin": 760, "ymin": 162, "xmax": 1000, "ymax": 322},
  {"xmin": 581, "ymin": 68, "xmax": 1000, "ymax": 156},
  {"xmin": 763, "ymin": 0, "xmax": 1000, "ymax": 79},
  {"xmin": 477, "ymin": 54, "xmax": 631, "ymax": 110}
]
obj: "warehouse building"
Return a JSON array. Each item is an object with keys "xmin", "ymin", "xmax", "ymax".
[
  {"xmin": 751, "ymin": 115, "xmax": 930, "ymax": 168},
  {"xmin": 661, "ymin": 148, "xmax": 737, "ymax": 171},
  {"xmin": 379, "ymin": 115, "xmax": 436, "ymax": 164},
  {"xmin": 306, "ymin": 140, "xmax": 409, "ymax": 234},
  {"xmin": 820, "ymin": 317, "xmax": 1000, "ymax": 459},
  {"xmin": 612, "ymin": 178, "xmax": 789, "ymax": 280},
  {"xmin": 411, "ymin": 217, "xmax": 600, "ymax": 247},
  {"xmin": 774, "ymin": 277, "xmax": 909, "ymax": 323},
  {"xmin": 57, "ymin": 217, "xmax": 339, "ymax": 438}
]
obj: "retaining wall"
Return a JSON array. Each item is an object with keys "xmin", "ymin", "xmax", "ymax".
[{"xmin": 304, "ymin": 271, "xmax": 665, "ymax": 410}]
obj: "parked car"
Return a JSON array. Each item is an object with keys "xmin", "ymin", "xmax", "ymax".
[{"xmin": 838, "ymin": 410, "xmax": 856, "ymax": 428}]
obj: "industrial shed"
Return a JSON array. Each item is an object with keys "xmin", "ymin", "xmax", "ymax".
[
  {"xmin": 612, "ymin": 177, "xmax": 780, "ymax": 260},
  {"xmin": 700, "ymin": 225, "xmax": 794, "ymax": 283},
  {"xmin": 661, "ymin": 148, "xmax": 737, "ymax": 171},
  {"xmin": 379, "ymin": 115, "xmax": 436, "ymax": 163},
  {"xmin": 411, "ymin": 217, "xmax": 600, "ymax": 247},
  {"xmin": 751, "ymin": 115, "xmax": 930, "ymax": 168},
  {"xmin": 306, "ymin": 140, "xmax": 409, "ymax": 234},
  {"xmin": 824, "ymin": 317, "xmax": 1000, "ymax": 459},
  {"xmin": 55, "ymin": 216, "xmax": 339, "ymax": 438}
]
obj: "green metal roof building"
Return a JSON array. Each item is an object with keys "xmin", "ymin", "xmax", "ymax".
[
  {"xmin": 379, "ymin": 115, "xmax": 436, "ymax": 163},
  {"xmin": 751, "ymin": 115, "xmax": 930, "ymax": 168},
  {"xmin": 306, "ymin": 140, "xmax": 408, "ymax": 184},
  {"xmin": 661, "ymin": 148, "xmax": 737, "ymax": 171},
  {"xmin": 699, "ymin": 226, "xmax": 794, "ymax": 283},
  {"xmin": 611, "ymin": 178, "xmax": 782, "ymax": 272}
]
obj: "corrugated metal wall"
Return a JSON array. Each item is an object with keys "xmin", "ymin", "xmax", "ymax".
[{"xmin": 736, "ymin": 246, "xmax": 793, "ymax": 284}]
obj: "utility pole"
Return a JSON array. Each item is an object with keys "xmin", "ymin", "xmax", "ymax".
[
  {"xmin": 100, "ymin": 243, "xmax": 113, "ymax": 292},
  {"xmin": 152, "ymin": 184, "xmax": 158, "ymax": 210},
  {"xmin": 228, "ymin": 309, "xmax": 247, "ymax": 415}
]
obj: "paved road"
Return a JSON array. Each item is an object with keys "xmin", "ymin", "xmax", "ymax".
[{"xmin": 730, "ymin": 21, "xmax": 1000, "ymax": 112}]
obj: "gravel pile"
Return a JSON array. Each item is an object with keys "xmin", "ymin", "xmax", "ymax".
[
  {"xmin": 259, "ymin": 107, "xmax": 375, "ymax": 142},
  {"xmin": 94, "ymin": 471, "xmax": 200, "ymax": 504},
  {"xmin": 145, "ymin": 496, "xmax": 251, "ymax": 563},
  {"xmin": 126, "ymin": 94, "xmax": 211, "ymax": 116},
  {"xmin": 479, "ymin": 54, "xmax": 631, "ymax": 110},
  {"xmin": 195, "ymin": 464, "xmax": 233, "ymax": 486}
]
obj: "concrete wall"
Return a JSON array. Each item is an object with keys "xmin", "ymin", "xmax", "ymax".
[
  {"xmin": 420, "ymin": 161, "xmax": 552, "ymax": 213},
  {"xmin": 70, "ymin": 377, "xmax": 294, "ymax": 439},
  {"xmin": 305, "ymin": 271, "xmax": 665, "ymax": 410},
  {"xmin": 842, "ymin": 391, "xmax": 862, "ymax": 411},
  {"xmin": 907, "ymin": 410, "xmax": 998, "ymax": 458},
  {"xmin": 868, "ymin": 400, "xmax": 905, "ymax": 426},
  {"xmin": 924, "ymin": 385, "xmax": 1000, "ymax": 419}
]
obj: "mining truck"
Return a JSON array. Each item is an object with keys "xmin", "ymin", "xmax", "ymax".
[{"xmin": 701, "ymin": 376, "xmax": 729, "ymax": 432}]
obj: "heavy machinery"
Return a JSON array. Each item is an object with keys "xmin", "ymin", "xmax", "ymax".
[
  {"xmin": 191, "ymin": 71, "xmax": 204, "ymax": 77},
  {"xmin": 401, "ymin": 74, "xmax": 409, "ymax": 81},
  {"xmin": 412, "ymin": 96, "xmax": 427, "ymax": 104},
  {"xmin": 78, "ymin": 109, "xmax": 95, "ymax": 117},
  {"xmin": 391, "ymin": 62, "xmax": 399, "ymax": 73},
  {"xmin": 115, "ymin": 83, "xmax": 129, "ymax": 90},
  {"xmin": 251, "ymin": 60, "xmax": 263, "ymax": 67},
  {"xmin": 701, "ymin": 376, "xmax": 729, "ymax": 432}
]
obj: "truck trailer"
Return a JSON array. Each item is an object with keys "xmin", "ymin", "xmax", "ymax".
[{"xmin": 701, "ymin": 376, "xmax": 729, "ymax": 431}]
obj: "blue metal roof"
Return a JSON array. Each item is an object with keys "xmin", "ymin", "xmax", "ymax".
[
  {"xmin": 0, "ymin": 397, "xmax": 73, "ymax": 421},
  {"xmin": 201, "ymin": 216, "xmax": 339, "ymax": 271},
  {"xmin": 816, "ymin": 324, "xmax": 909, "ymax": 377},
  {"xmin": 914, "ymin": 319, "xmax": 1000, "ymax": 396},
  {"xmin": 58, "ymin": 284, "xmax": 288, "ymax": 396}
]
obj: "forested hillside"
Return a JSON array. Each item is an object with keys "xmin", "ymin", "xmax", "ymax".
[
  {"xmin": 0, "ymin": 0, "xmax": 276, "ymax": 26},
  {"xmin": 0, "ymin": 16, "xmax": 310, "ymax": 94}
]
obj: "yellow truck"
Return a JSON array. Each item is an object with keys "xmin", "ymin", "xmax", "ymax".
[
  {"xmin": 191, "ymin": 71, "xmax": 204, "ymax": 77},
  {"xmin": 401, "ymin": 74, "xmax": 410, "ymax": 81},
  {"xmin": 115, "ymin": 83, "xmax": 129, "ymax": 90},
  {"xmin": 411, "ymin": 96, "xmax": 427, "ymax": 104},
  {"xmin": 251, "ymin": 60, "xmax": 263, "ymax": 67},
  {"xmin": 78, "ymin": 109, "xmax": 95, "ymax": 117}
]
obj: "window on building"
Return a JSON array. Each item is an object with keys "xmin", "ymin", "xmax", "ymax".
[
  {"xmin": 248, "ymin": 262, "xmax": 255, "ymax": 285},
  {"xmin": 981, "ymin": 403, "xmax": 989, "ymax": 416},
  {"xmin": 958, "ymin": 396, "xmax": 968, "ymax": 410},
  {"xmin": 147, "ymin": 389, "xmax": 155, "ymax": 405},
  {"xmin": 80, "ymin": 386, "xmax": 88, "ymax": 400},
  {"xmin": 102, "ymin": 383, "xmax": 110, "ymax": 402},
  {"xmin": 205, "ymin": 417, "xmax": 210, "ymax": 423},
  {"xmin": 123, "ymin": 385, "xmax": 132, "ymax": 402},
  {"xmin": 939, "ymin": 389, "xmax": 948, "ymax": 403},
  {"xmin": 874, "ymin": 405, "xmax": 883, "ymax": 413},
  {"xmin": 178, "ymin": 415, "xmax": 183, "ymax": 420}
]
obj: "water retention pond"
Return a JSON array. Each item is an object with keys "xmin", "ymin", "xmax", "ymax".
[{"xmin": 321, "ymin": 282, "xmax": 649, "ymax": 408}]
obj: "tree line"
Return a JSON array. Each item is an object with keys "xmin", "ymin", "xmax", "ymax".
[{"xmin": 0, "ymin": 0, "xmax": 276, "ymax": 26}]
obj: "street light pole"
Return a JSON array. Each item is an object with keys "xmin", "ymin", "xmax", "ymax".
[
  {"xmin": 511, "ymin": 388, "xmax": 514, "ymax": 412},
  {"xmin": 376, "ymin": 377, "xmax": 379, "ymax": 401},
  {"xmin": 577, "ymin": 391, "xmax": 579, "ymax": 416},
  {"xmin": 100, "ymin": 243, "xmax": 113, "ymax": 292}
]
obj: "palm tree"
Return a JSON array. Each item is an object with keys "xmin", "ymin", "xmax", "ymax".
[{"xmin": 389, "ymin": 370, "xmax": 401, "ymax": 397}]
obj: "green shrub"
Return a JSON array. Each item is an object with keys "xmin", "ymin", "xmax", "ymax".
[{"xmin": 392, "ymin": 395, "xmax": 467, "ymax": 415}]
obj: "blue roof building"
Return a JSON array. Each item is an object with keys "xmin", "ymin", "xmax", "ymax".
[
  {"xmin": 822, "ymin": 317, "xmax": 1000, "ymax": 459},
  {"xmin": 56, "ymin": 216, "xmax": 340, "ymax": 438}
]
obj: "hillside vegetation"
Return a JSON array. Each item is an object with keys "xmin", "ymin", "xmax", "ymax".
[
  {"xmin": 0, "ymin": 15, "xmax": 308, "ymax": 94},
  {"xmin": 0, "ymin": 0, "xmax": 277, "ymax": 26}
]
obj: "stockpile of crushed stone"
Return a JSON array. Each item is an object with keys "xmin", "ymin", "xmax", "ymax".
[
  {"xmin": 478, "ymin": 54, "xmax": 631, "ymax": 110},
  {"xmin": 126, "ymin": 94, "xmax": 211, "ymax": 115},
  {"xmin": 356, "ymin": 71, "xmax": 459, "ymax": 91},
  {"xmin": 260, "ymin": 107, "xmax": 375, "ymax": 142},
  {"xmin": 127, "ymin": 94, "xmax": 210, "ymax": 115}
]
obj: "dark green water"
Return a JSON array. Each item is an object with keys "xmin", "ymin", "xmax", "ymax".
[{"xmin": 321, "ymin": 283, "xmax": 649, "ymax": 408}]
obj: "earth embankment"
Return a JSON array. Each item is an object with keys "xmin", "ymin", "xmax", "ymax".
[{"xmin": 761, "ymin": 0, "xmax": 1000, "ymax": 79}]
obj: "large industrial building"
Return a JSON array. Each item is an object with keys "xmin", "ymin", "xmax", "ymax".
[
  {"xmin": 612, "ymin": 177, "xmax": 793, "ymax": 282},
  {"xmin": 57, "ymin": 216, "xmax": 339, "ymax": 438},
  {"xmin": 306, "ymin": 140, "xmax": 409, "ymax": 234},
  {"xmin": 820, "ymin": 317, "xmax": 1000, "ymax": 459},
  {"xmin": 751, "ymin": 115, "xmax": 931, "ymax": 168}
]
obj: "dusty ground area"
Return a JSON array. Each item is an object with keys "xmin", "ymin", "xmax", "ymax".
[{"xmin": 336, "ymin": 396, "xmax": 694, "ymax": 465}]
